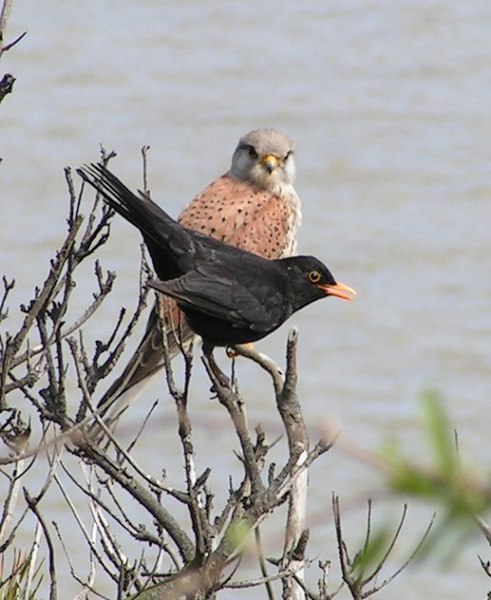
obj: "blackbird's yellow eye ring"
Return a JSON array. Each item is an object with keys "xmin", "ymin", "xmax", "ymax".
[{"xmin": 308, "ymin": 270, "xmax": 321, "ymax": 284}]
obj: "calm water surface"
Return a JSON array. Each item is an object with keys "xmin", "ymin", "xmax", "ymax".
[{"xmin": 1, "ymin": 2, "xmax": 491, "ymax": 598}]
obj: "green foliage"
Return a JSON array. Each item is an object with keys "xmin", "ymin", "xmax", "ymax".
[
  {"xmin": 0, "ymin": 548, "xmax": 43, "ymax": 600},
  {"xmin": 382, "ymin": 391, "xmax": 491, "ymax": 555},
  {"xmin": 351, "ymin": 525, "xmax": 393, "ymax": 577},
  {"xmin": 334, "ymin": 391, "xmax": 490, "ymax": 596}
]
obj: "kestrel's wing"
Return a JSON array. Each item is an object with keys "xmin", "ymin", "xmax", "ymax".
[{"xmin": 178, "ymin": 175, "xmax": 297, "ymax": 260}]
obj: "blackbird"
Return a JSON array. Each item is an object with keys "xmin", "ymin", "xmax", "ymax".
[{"xmin": 78, "ymin": 164, "xmax": 355, "ymax": 357}]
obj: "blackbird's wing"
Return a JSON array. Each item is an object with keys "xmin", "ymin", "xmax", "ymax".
[{"xmin": 149, "ymin": 267, "xmax": 287, "ymax": 332}]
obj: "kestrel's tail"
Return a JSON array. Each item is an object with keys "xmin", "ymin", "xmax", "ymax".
[{"xmin": 95, "ymin": 302, "xmax": 195, "ymax": 432}]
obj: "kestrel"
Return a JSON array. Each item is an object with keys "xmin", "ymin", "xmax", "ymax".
[{"xmin": 95, "ymin": 128, "xmax": 302, "ymax": 426}]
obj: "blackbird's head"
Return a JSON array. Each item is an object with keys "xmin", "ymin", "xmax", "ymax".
[{"xmin": 282, "ymin": 256, "xmax": 356, "ymax": 306}]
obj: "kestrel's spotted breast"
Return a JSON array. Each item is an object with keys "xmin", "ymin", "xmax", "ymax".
[{"xmin": 179, "ymin": 174, "xmax": 300, "ymax": 259}]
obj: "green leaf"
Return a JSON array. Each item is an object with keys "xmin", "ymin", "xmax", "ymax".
[{"xmin": 421, "ymin": 390, "xmax": 458, "ymax": 479}]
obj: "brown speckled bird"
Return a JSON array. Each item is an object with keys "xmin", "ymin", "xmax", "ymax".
[{"xmin": 95, "ymin": 128, "xmax": 301, "ymax": 426}]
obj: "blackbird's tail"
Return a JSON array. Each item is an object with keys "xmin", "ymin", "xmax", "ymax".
[
  {"xmin": 77, "ymin": 163, "xmax": 194, "ymax": 281},
  {"xmin": 77, "ymin": 163, "xmax": 174, "ymax": 235}
]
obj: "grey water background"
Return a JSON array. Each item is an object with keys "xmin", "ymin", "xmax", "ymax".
[{"xmin": 1, "ymin": 1, "xmax": 491, "ymax": 598}]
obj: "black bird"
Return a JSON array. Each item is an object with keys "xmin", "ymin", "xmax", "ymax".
[{"xmin": 77, "ymin": 164, "xmax": 355, "ymax": 357}]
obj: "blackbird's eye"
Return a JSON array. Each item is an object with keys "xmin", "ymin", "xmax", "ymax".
[
  {"xmin": 308, "ymin": 270, "xmax": 321, "ymax": 284},
  {"xmin": 247, "ymin": 145, "xmax": 258, "ymax": 159}
]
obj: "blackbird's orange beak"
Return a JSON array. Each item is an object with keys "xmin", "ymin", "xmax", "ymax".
[{"xmin": 319, "ymin": 281, "xmax": 356, "ymax": 301}]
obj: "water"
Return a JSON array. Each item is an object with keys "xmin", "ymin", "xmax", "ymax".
[{"xmin": 1, "ymin": 1, "xmax": 491, "ymax": 598}]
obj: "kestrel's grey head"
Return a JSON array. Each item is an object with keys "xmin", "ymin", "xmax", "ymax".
[{"xmin": 229, "ymin": 128, "xmax": 296, "ymax": 194}]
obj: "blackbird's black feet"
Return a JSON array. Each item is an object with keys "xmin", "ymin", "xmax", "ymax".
[{"xmin": 203, "ymin": 345, "xmax": 231, "ymax": 390}]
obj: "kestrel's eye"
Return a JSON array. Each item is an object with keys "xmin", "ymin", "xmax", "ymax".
[
  {"xmin": 247, "ymin": 145, "xmax": 258, "ymax": 159},
  {"xmin": 308, "ymin": 270, "xmax": 321, "ymax": 284}
]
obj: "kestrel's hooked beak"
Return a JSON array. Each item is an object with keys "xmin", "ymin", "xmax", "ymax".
[
  {"xmin": 261, "ymin": 154, "xmax": 280, "ymax": 173},
  {"xmin": 318, "ymin": 281, "xmax": 356, "ymax": 301}
]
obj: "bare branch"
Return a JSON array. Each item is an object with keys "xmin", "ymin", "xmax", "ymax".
[{"xmin": 24, "ymin": 489, "xmax": 57, "ymax": 600}]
